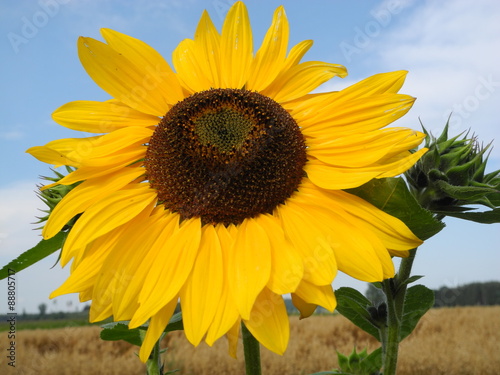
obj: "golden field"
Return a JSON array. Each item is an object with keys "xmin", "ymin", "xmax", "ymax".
[{"xmin": 3, "ymin": 306, "xmax": 499, "ymax": 375}]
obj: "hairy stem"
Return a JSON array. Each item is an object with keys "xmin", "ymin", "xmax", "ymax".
[
  {"xmin": 382, "ymin": 248, "xmax": 418, "ymax": 375},
  {"xmin": 146, "ymin": 338, "xmax": 163, "ymax": 375},
  {"xmin": 242, "ymin": 322, "xmax": 262, "ymax": 375}
]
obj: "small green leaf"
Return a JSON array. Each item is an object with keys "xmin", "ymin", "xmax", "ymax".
[
  {"xmin": 337, "ymin": 351, "xmax": 350, "ymax": 372},
  {"xmin": 100, "ymin": 312, "xmax": 184, "ymax": 347},
  {"xmin": 0, "ymin": 231, "xmax": 67, "ymax": 280},
  {"xmin": 440, "ymin": 208, "xmax": 500, "ymax": 224},
  {"xmin": 397, "ymin": 275, "xmax": 424, "ymax": 290},
  {"xmin": 164, "ymin": 312, "xmax": 184, "ymax": 333},
  {"xmin": 335, "ymin": 287, "xmax": 380, "ymax": 341},
  {"xmin": 347, "ymin": 177, "xmax": 445, "ymax": 241},
  {"xmin": 400, "ymin": 284, "xmax": 434, "ymax": 341},
  {"xmin": 100, "ymin": 322, "xmax": 144, "ymax": 346},
  {"xmin": 363, "ymin": 347, "xmax": 383, "ymax": 374}
]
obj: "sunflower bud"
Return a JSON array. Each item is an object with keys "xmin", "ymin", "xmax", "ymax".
[
  {"xmin": 405, "ymin": 120, "xmax": 500, "ymax": 222},
  {"xmin": 34, "ymin": 167, "xmax": 79, "ymax": 230}
]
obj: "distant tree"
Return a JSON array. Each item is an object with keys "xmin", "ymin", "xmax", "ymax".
[
  {"xmin": 38, "ymin": 303, "xmax": 47, "ymax": 319},
  {"xmin": 433, "ymin": 282, "xmax": 500, "ymax": 307},
  {"xmin": 365, "ymin": 283, "xmax": 386, "ymax": 306}
]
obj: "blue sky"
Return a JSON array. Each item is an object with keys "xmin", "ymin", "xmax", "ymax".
[{"xmin": 1, "ymin": 0, "xmax": 499, "ymax": 313}]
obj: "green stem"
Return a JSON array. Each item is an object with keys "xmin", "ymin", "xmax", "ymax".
[
  {"xmin": 394, "ymin": 249, "xmax": 417, "ymax": 318},
  {"xmin": 242, "ymin": 322, "xmax": 262, "ymax": 375},
  {"xmin": 146, "ymin": 338, "xmax": 163, "ymax": 375},
  {"xmin": 381, "ymin": 248, "xmax": 418, "ymax": 375}
]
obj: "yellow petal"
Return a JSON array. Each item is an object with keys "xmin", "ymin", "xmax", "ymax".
[
  {"xmin": 228, "ymin": 218, "xmax": 271, "ymax": 320},
  {"xmin": 89, "ymin": 300, "xmax": 112, "ymax": 323},
  {"xmin": 93, "ymin": 209, "xmax": 176, "ymax": 322},
  {"xmin": 76, "ymin": 127, "xmax": 152, "ymax": 168},
  {"xmin": 287, "ymin": 194, "xmax": 385, "ymax": 282},
  {"xmin": 101, "ymin": 28, "xmax": 185, "ymax": 107},
  {"xmin": 205, "ymin": 224, "xmax": 239, "ymax": 346},
  {"xmin": 262, "ymin": 61, "xmax": 347, "ymax": 103},
  {"xmin": 52, "ymin": 100, "xmax": 159, "ymax": 133},
  {"xmin": 256, "ymin": 214, "xmax": 303, "ymax": 294},
  {"xmin": 277, "ymin": 201, "xmax": 338, "ymax": 286},
  {"xmin": 180, "ymin": 225, "xmax": 224, "ymax": 346},
  {"xmin": 53, "ymin": 162, "xmax": 142, "ymax": 187},
  {"xmin": 305, "ymin": 159, "xmax": 384, "ymax": 190},
  {"xmin": 280, "ymin": 39, "xmax": 313, "ymax": 73},
  {"xmin": 78, "ymin": 36, "xmax": 167, "ymax": 116},
  {"xmin": 194, "ymin": 10, "xmax": 221, "ymax": 87},
  {"xmin": 132, "ymin": 217, "xmax": 202, "ymax": 328},
  {"xmin": 220, "ymin": 1, "xmax": 253, "ymax": 88},
  {"xmin": 293, "ymin": 280, "xmax": 337, "ymax": 312},
  {"xmin": 297, "ymin": 94, "xmax": 415, "ymax": 137},
  {"xmin": 26, "ymin": 136, "xmax": 99, "ymax": 168},
  {"xmin": 307, "ymin": 128, "xmax": 424, "ymax": 168},
  {"xmin": 336, "ymin": 70, "xmax": 409, "ymax": 100},
  {"xmin": 247, "ymin": 6, "xmax": 289, "ymax": 91},
  {"xmin": 376, "ymin": 147, "xmax": 428, "ymax": 178},
  {"xmin": 243, "ymin": 288, "xmax": 289, "ymax": 355},
  {"xmin": 173, "ymin": 38, "xmax": 213, "ymax": 93},
  {"xmin": 25, "ymin": 145, "xmax": 80, "ymax": 168},
  {"xmin": 61, "ymin": 184, "xmax": 157, "ymax": 261},
  {"xmin": 290, "ymin": 294, "xmax": 317, "ymax": 319},
  {"xmin": 139, "ymin": 298, "xmax": 178, "ymax": 363},
  {"xmin": 321, "ymin": 188, "xmax": 423, "ymax": 251},
  {"xmin": 226, "ymin": 319, "xmax": 241, "ymax": 359},
  {"xmin": 50, "ymin": 225, "xmax": 125, "ymax": 298},
  {"xmin": 309, "ymin": 147, "xmax": 428, "ymax": 189},
  {"xmin": 43, "ymin": 166, "xmax": 144, "ymax": 239}
]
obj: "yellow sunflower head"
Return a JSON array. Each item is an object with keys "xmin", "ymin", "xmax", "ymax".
[{"xmin": 27, "ymin": 1, "xmax": 427, "ymax": 362}]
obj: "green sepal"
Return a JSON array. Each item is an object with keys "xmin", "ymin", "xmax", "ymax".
[
  {"xmin": 347, "ymin": 177, "xmax": 445, "ymax": 241},
  {"xmin": 334, "ymin": 287, "xmax": 380, "ymax": 341},
  {"xmin": 100, "ymin": 312, "xmax": 184, "ymax": 346},
  {"xmin": 438, "ymin": 207, "xmax": 500, "ymax": 224},
  {"xmin": 0, "ymin": 231, "xmax": 67, "ymax": 280},
  {"xmin": 313, "ymin": 347, "xmax": 382, "ymax": 375},
  {"xmin": 435, "ymin": 180, "xmax": 498, "ymax": 201},
  {"xmin": 400, "ymin": 284, "xmax": 434, "ymax": 341}
]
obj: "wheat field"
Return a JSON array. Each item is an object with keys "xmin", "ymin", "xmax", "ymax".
[{"xmin": 3, "ymin": 306, "xmax": 499, "ymax": 375}]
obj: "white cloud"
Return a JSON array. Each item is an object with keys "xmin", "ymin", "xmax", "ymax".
[
  {"xmin": 372, "ymin": 0, "xmax": 500, "ymax": 157},
  {"xmin": 0, "ymin": 180, "xmax": 82, "ymax": 314},
  {"xmin": 0, "ymin": 180, "xmax": 43, "ymax": 257},
  {"xmin": 0, "ymin": 129, "xmax": 25, "ymax": 140}
]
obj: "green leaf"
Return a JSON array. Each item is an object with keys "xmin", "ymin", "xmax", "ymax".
[
  {"xmin": 100, "ymin": 312, "xmax": 184, "ymax": 347},
  {"xmin": 347, "ymin": 177, "xmax": 445, "ymax": 241},
  {"xmin": 397, "ymin": 275, "xmax": 424, "ymax": 291},
  {"xmin": 362, "ymin": 347, "xmax": 383, "ymax": 374},
  {"xmin": 335, "ymin": 287, "xmax": 380, "ymax": 341},
  {"xmin": 0, "ymin": 231, "xmax": 67, "ymax": 280},
  {"xmin": 400, "ymin": 284, "xmax": 434, "ymax": 341},
  {"xmin": 441, "ymin": 208, "xmax": 500, "ymax": 224},
  {"xmin": 100, "ymin": 322, "xmax": 144, "ymax": 346}
]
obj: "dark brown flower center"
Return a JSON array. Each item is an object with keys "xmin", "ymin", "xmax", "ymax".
[{"xmin": 145, "ymin": 88, "xmax": 306, "ymax": 226}]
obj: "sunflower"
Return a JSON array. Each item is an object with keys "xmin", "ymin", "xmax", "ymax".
[{"xmin": 27, "ymin": 1, "xmax": 426, "ymax": 362}]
